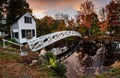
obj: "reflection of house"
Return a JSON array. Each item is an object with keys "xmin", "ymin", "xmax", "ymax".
[{"xmin": 10, "ymin": 12, "xmax": 36, "ymax": 43}]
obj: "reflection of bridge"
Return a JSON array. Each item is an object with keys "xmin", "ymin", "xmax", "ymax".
[{"xmin": 27, "ymin": 31, "xmax": 81, "ymax": 60}]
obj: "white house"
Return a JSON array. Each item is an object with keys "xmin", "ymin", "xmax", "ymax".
[{"xmin": 10, "ymin": 12, "xmax": 36, "ymax": 43}]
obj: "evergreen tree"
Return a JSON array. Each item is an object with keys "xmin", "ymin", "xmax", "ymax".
[
  {"xmin": 7, "ymin": 0, "xmax": 32, "ymax": 25},
  {"xmin": 0, "ymin": 0, "xmax": 7, "ymax": 22},
  {"xmin": 90, "ymin": 13, "xmax": 101, "ymax": 35},
  {"xmin": 0, "ymin": 0, "xmax": 7, "ymax": 33}
]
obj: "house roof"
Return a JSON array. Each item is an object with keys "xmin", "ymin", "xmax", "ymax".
[{"xmin": 11, "ymin": 11, "xmax": 35, "ymax": 25}]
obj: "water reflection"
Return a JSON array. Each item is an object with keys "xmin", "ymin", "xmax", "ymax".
[{"xmin": 65, "ymin": 39, "xmax": 120, "ymax": 77}]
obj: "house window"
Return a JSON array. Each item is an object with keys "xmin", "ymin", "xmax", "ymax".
[
  {"xmin": 14, "ymin": 32, "xmax": 18, "ymax": 38},
  {"xmin": 21, "ymin": 29, "xmax": 35, "ymax": 38},
  {"xmin": 29, "ymin": 17, "xmax": 32, "ymax": 23},
  {"xmin": 22, "ymin": 30, "xmax": 25, "ymax": 38},
  {"xmin": 32, "ymin": 29, "xmax": 35, "ymax": 37},
  {"xmin": 24, "ymin": 16, "xmax": 32, "ymax": 24},
  {"xmin": 26, "ymin": 30, "xmax": 31, "ymax": 37}
]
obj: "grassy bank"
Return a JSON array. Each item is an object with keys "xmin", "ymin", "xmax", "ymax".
[{"xmin": 0, "ymin": 49, "xmax": 61, "ymax": 78}]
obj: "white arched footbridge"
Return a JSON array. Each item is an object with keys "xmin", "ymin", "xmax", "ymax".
[{"xmin": 27, "ymin": 31, "xmax": 81, "ymax": 52}]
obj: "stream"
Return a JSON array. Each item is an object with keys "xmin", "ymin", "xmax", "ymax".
[{"xmin": 63, "ymin": 39, "xmax": 120, "ymax": 78}]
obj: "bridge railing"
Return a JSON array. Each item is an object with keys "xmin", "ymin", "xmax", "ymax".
[
  {"xmin": 28, "ymin": 31, "xmax": 81, "ymax": 52},
  {"xmin": 2, "ymin": 39, "xmax": 23, "ymax": 51}
]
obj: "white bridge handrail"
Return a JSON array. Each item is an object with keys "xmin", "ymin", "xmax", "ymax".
[
  {"xmin": 2, "ymin": 39, "xmax": 23, "ymax": 47},
  {"xmin": 28, "ymin": 31, "xmax": 81, "ymax": 52},
  {"xmin": 2, "ymin": 39, "xmax": 23, "ymax": 51}
]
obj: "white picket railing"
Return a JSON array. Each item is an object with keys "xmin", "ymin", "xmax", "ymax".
[
  {"xmin": 2, "ymin": 39, "xmax": 23, "ymax": 51},
  {"xmin": 28, "ymin": 31, "xmax": 81, "ymax": 51}
]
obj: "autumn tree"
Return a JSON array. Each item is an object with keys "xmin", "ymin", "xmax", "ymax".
[
  {"xmin": 98, "ymin": 7, "xmax": 108, "ymax": 32},
  {"xmin": 77, "ymin": 0, "xmax": 94, "ymax": 36},
  {"xmin": 76, "ymin": 0, "xmax": 101, "ymax": 36},
  {"xmin": 75, "ymin": 26, "xmax": 86, "ymax": 36},
  {"xmin": 55, "ymin": 13, "xmax": 69, "ymax": 21},
  {"xmin": 67, "ymin": 18, "xmax": 76, "ymax": 30},
  {"xmin": 57, "ymin": 19, "xmax": 66, "ymax": 31},
  {"xmin": 36, "ymin": 14, "xmax": 68, "ymax": 36},
  {"xmin": 106, "ymin": 0, "xmax": 120, "ymax": 35},
  {"xmin": 99, "ymin": 7, "xmax": 107, "ymax": 22},
  {"xmin": 36, "ymin": 16, "xmax": 56, "ymax": 36},
  {"xmin": 36, "ymin": 18, "xmax": 49, "ymax": 36},
  {"xmin": 76, "ymin": 0, "xmax": 94, "ymax": 28},
  {"xmin": 55, "ymin": 13, "xmax": 68, "ymax": 31}
]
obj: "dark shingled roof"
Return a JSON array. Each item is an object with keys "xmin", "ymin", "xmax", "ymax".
[
  {"xmin": 11, "ymin": 11, "xmax": 35, "ymax": 25},
  {"xmin": 11, "ymin": 12, "xmax": 26, "ymax": 25}
]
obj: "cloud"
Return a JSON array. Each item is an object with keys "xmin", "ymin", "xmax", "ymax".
[
  {"xmin": 27, "ymin": 0, "xmax": 85, "ymax": 18},
  {"xmin": 27, "ymin": 0, "xmax": 84, "ymax": 10},
  {"xmin": 27, "ymin": 0, "xmax": 111, "ymax": 18}
]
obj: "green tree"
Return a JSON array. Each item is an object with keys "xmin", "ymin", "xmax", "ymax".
[
  {"xmin": 36, "ymin": 18, "xmax": 50, "ymax": 37},
  {"xmin": 67, "ymin": 18, "xmax": 76, "ymax": 30},
  {"xmin": 57, "ymin": 19, "xmax": 66, "ymax": 31},
  {"xmin": 54, "ymin": 13, "xmax": 68, "ymax": 31},
  {"xmin": 7, "ymin": 0, "xmax": 32, "ymax": 25},
  {"xmin": 36, "ymin": 15, "xmax": 67, "ymax": 37},
  {"xmin": 75, "ymin": 26, "xmax": 87, "ymax": 36},
  {"xmin": 36, "ymin": 16, "xmax": 55, "ymax": 36},
  {"xmin": 51, "ymin": 20, "xmax": 59, "ymax": 32},
  {"xmin": 90, "ymin": 13, "xmax": 102, "ymax": 35}
]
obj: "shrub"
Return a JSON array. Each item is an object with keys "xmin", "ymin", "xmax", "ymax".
[
  {"xmin": 9, "ymin": 38, "xmax": 18, "ymax": 43},
  {"xmin": 51, "ymin": 62, "xmax": 67, "ymax": 76},
  {"xmin": 0, "ymin": 36, "xmax": 4, "ymax": 41},
  {"xmin": 97, "ymin": 73, "xmax": 106, "ymax": 78},
  {"xmin": 81, "ymin": 76, "xmax": 92, "ymax": 78},
  {"xmin": 49, "ymin": 57, "xmax": 56, "ymax": 67},
  {"xmin": 44, "ymin": 51, "xmax": 67, "ymax": 76},
  {"xmin": 44, "ymin": 52, "xmax": 56, "ymax": 62},
  {"xmin": 109, "ymin": 68, "xmax": 120, "ymax": 74}
]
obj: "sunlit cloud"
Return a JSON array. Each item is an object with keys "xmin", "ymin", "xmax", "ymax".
[
  {"xmin": 32, "ymin": 10, "xmax": 45, "ymax": 18},
  {"xmin": 27, "ymin": 0, "xmax": 111, "ymax": 19}
]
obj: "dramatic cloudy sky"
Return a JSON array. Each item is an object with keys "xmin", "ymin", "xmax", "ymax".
[{"xmin": 27, "ymin": 0, "xmax": 111, "ymax": 19}]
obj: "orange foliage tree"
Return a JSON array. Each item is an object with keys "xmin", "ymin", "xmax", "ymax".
[
  {"xmin": 106, "ymin": 0, "xmax": 120, "ymax": 34},
  {"xmin": 76, "ymin": 0, "xmax": 101, "ymax": 36}
]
